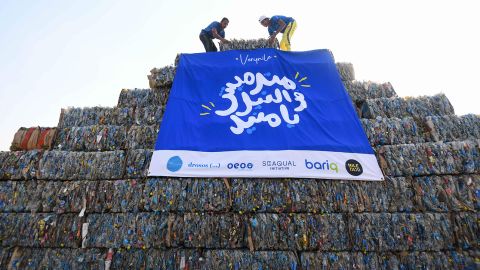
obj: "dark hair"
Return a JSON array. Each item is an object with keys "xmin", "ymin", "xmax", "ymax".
[{"xmin": 221, "ymin": 17, "xmax": 229, "ymax": 23}]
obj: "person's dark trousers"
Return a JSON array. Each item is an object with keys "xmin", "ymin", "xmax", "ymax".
[{"xmin": 199, "ymin": 33, "xmax": 218, "ymax": 52}]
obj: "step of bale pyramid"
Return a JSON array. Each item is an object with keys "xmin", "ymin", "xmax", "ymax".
[
  {"xmin": 1, "ymin": 43, "xmax": 478, "ymax": 269},
  {"xmin": 360, "ymin": 93, "xmax": 455, "ymax": 119}
]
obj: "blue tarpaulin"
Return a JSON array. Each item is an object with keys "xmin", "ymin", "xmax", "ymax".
[{"xmin": 149, "ymin": 48, "xmax": 383, "ymax": 180}]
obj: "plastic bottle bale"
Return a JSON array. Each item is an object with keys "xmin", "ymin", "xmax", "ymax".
[
  {"xmin": 452, "ymin": 212, "xmax": 479, "ymax": 249},
  {"xmin": 202, "ymin": 250, "xmax": 298, "ymax": 270},
  {"xmin": 134, "ymin": 213, "xmax": 170, "ymax": 248},
  {"xmin": 116, "ymin": 106, "xmax": 135, "ymax": 126},
  {"xmin": 349, "ymin": 213, "xmax": 394, "ymax": 252},
  {"xmin": 57, "ymin": 181, "xmax": 88, "ymax": 213},
  {"xmin": 0, "ymin": 247, "xmax": 13, "ymax": 269},
  {"xmin": 94, "ymin": 151, "xmax": 127, "ymax": 180},
  {"xmin": 288, "ymin": 179, "xmax": 323, "ymax": 213},
  {"xmin": 111, "ymin": 248, "xmax": 147, "ymax": 269},
  {"xmin": 126, "ymin": 125, "xmax": 159, "ymax": 150},
  {"xmin": 360, "ymin": 97, "xmax": 408, "ymax": 119},
  {"xmin": 55, "ymin": 214, "xmax": 82, "ymax": 248},
  {"xmin": 395, "ymin": 213, "xmax": 453, "ymax": 251},
  {"xmin": 85, "ymin": 180, "xmax": 114, "ymax": 213},
  {"xmin": 0, "ymin": 213, "xmax": 16, "ymax": 245},
  {"xmin": 378, "ymin": 177, "xmax": 415, "ymax": 212},
  {"xmin": 109, "ymin": 180, "xmax": 144, "ymax": 213},
  {"xmin": 37, "ymin": 151, "xmax": 69, "ymax": 180},
  {"xmin": 58, "ymin": 106, "xmax": 120, "ymax": 128},
  {"xmin": 428, "ymin": 93, "xmax": 455, "ymax": 116},
  {"xmin": 183, "ymin": 213, "xmax": 245, "ymax": 249},
  {"xmin": 148, "ymin": 66, "xmax": 176, "ymax": 89},
  {"xmin": 362, "ymin": 177, "xmax": 415, "ymax": 213},
  {"xmin": 447, "ymin": 174, "xmax": 479, "ymax": 212},
  {"xmin": 0, "ymin": 181, "xmax": 14, "ymax": 212},
  {"xmin": 157, "ymin": 87, "xmax": 171, "ymax": 106},
  {"xmin": 125, "ymin": 149, "xmax": 153, "ymax": 179},
  {"xmin": 39, "ymin": 181, "xmax": 62, "ymax": 212},
  {"xmin": 38, "ymin": 248, "xmax": 105, "ymax": 269},
  {"xmin": 39, "ymin": 151, "xmax": 126, "ymax": 180},
  {"xmin": 3, "ymin": 180, "xmax": 45, "ymax": 213},
  {"xmin": 316, "ymin": 180, "xmax": 341, "ymax": 213},
  {"xmin": 412, "ymin": 176, "xmax": 450, "ymax": 212},
  {"xmin": 324, "ymin": 180, "xmax": 367, "ymax": 213},
  {"xmin": 336, "ymin": 63, "xmax": 355, "ymax": 82},
  {"xmin": 0, "ymin": 180, "xmax": 39, "ymax": 212},
  {"xmin": 362, "ymin": 117, "xmax": 424, "ymax": 146},
  {"xmin": 83, "ymin": 125, "xmax": 127, "ymax": 151},
  {"xmin": 300, "ymin": 252, "xmax": 351, "ymax": 270},
  {"xmin": 449, "ymin": 140, "xmax": 478, "ymax": 175},
  {"xmin": 0, "ymin": 150, "xmax": 41, "ymax": 180},
  {"xmin": 6, "ymin": 247, "xmax": 47, "ymax": 269},
  {"xmin": 350, "ymin": 252, "xmax": 381, "ymax": 270},
  {"xmin": 85, "ymin": 213, "xmax": 136, "ymax": 248},
  {"xmin": 344, "ymin": 81, "xmax": 397, "ymax": 103},
  {"xmin": 132, "ymin": 105, "xmax": 164, "ymax": 126},
  {"xmin": 147, "ymin": 249, "xmax": 201, "ymax": 269},
  {"xmin": 375, "ymin": 144, "xmax": 414, "ymax": 177},
  {"xmin": 413, "ymin": 175, "xmax": 478, "ymax": 212},
  {"xmin": 7, "ymin": 213, "xmax": 58, "ymax": 247},
  {"xmin": 424, "ymin": 115, "xmax": 469, "ymax": 142},
  {"xmin": 219, "ymin": 38, "xmax": 278, "ymax": 51},
  {"xmin": 407, "ymin": 94, "xmax": 455, "ymax": 118},
  {"xmin": 14, "ymin": 180, "xmax": 43, "ymax": 212},
  {"xmin": 248, "ymin": 213, "xmax": 295, "ymax": 250},
  {"xmin": 143, "ymin": 178, "xmax": 187, "ymax": 212},
  {"xmin": 232, "ymin": 179, "xmax": 291, "ymax": 213},
  {"xmin": 117, "ymin": 88, "xmax": 161, "ymax": 108},
  {"xmin": 461, "ymin": 114, "xmax": 480, "ymax": 138},
  {"xmin": 379, "ymin": 251, "xmax": 451, "ymax": 270},
  {"xmin": 184, "ymin": 178, "xmax": 231, "ymax": 212},
  {"xmin": 447, "ymin": 250, "xmax": 480, "ymax": 269},
  {"xmin": 294, "ymin": 213, "xmax": 348, "ymax": 251}
]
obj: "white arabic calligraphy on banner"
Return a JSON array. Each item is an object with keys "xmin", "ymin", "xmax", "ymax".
[{"xmin": 215, "ymin": 72, "xmax": 307, "ymax": 135}]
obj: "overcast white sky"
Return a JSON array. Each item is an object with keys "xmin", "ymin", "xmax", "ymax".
[{"xmin": 1, "ymin": 0, "xmax": 479, "ymax": 151}]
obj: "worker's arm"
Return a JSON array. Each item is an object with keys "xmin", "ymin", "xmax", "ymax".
[
  {"xmin": 212, "ymin": 28, "xmax": 230, "ymax": 43},
  {"xmin": 268, "ymin": 19, "xmax": 286, "ymax": 45}
]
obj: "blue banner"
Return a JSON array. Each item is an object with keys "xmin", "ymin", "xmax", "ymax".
[{"xmin": 150, "ymin": 49, "xmax": 383, "ymax": 180}]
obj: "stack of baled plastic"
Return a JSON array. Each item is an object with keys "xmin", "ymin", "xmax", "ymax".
[{"xmin": 1, "ymin": 40, "xmax": 478, "ymax": 269}]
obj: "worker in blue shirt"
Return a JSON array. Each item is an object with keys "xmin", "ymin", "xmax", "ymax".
[
  {"xmin": 199, "ymin": 18, "xmax": 230, "ymax": 52},
  {"xmin": 259, "ymin": 15, "xmax": 297, "ymax": 51}
]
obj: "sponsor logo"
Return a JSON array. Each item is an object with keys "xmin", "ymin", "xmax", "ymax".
[
  {"xmin": 345, "ymin": 159, "xmax": 363, "ymax": 176},
  {"xmin": 167, "ymin": 156, "xmax": 183, "ymax": 172},
  {"xmin": 305, "ymin": 159, "xmax": 339, "ymax": 173},
  {"xmin": 262, "ymin": 160, "xmax": 297, "ymax": 171},
  {"xmin": 227, "ymin": 162, "xmax": 254, "ymax": 170},
  {"xmin": 187, "ymin": 162, "xmax": 222, "ymax": 169}
]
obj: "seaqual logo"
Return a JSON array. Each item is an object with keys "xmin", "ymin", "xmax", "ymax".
[
  {"xmin": 262, "ymin": 160, "xmax": 297, "ymax": 171},
  {"xmin": 305, "ymin": 159, "xmax": 339, "ymax": 173},
  {"xmin": 345, "ymin": 159, "xmax": 363, "ymax": 176},
  {"xmin": 227, "ymin": 162, "xmax": 254, "ymax": 170},
  {"xmin": 166, "ymin": 156, "xmax": 183, "ymax": 172}
]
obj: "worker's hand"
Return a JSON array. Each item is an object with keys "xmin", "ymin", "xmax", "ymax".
[
  {"xmin": 268, "ymin": 35, "xmax": 276, "ymax": 45},
  {"xmin": 222, "ymin": 39, "xmax": 231, "ymax": 44}
]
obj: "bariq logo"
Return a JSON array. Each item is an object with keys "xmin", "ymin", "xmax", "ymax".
[
  {"xmin": 305, "ymin": 159, "xmax": 339, "ymax": 173},
  {"xmin": 167, "ymin": 156, "xmax": 183, "ymax": 172}
]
